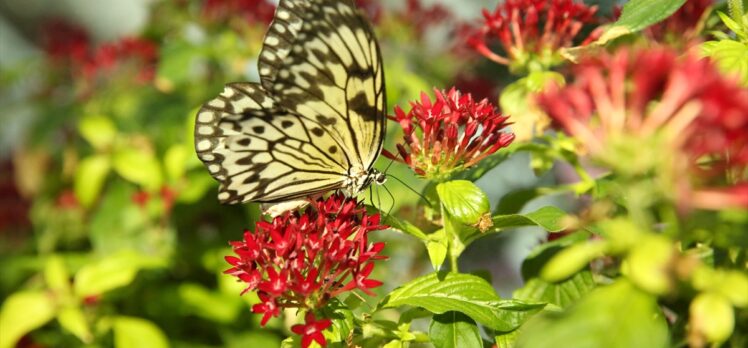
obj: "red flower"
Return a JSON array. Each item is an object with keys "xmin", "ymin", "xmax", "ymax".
[
  {"xmin": 646, "ymin": 0, "xmax": 713, "ymax": 45},
  {"xmin": 225, "ymin": 194, "xmax": 387, "ymax": 325},
  {"xmin": 39, "ymin": 18, "xmax": 91, "ymax": 65},
  {"xmin": 383, "ymin": 88, "xmax": 515, "ymax": 179},
  {"xmin": 291, "ymin": 312, "xmax": 332, "ymax": 348},
  {"xmin": 251, "ymin": 292, "xmax": 280, "ymax": 326},
  {"xmin": 537, "ymin": 47, "xmax": 748, "ymax": 209},
  {"xmin": 468, "ymin": 0, "xmax": 600, "ymax": 72},
  {"xmin": 39, "ymin": 22, "xmax": 158, "ymax": 89}
]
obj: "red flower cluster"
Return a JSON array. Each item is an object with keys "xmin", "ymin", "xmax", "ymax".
[
  {"xmin": 537, "ymin": 47, "xmax": 748, "ymax": 209},
  {"xmin": 646, "ymin": 0, "xmax": 713, "ymax": 44},
  {"xmin": 39, "ymin": 19, "xmax": 158, "ymax": 85},
  {"xmin": 202, "ymin": 0, "xmax": 276, "ymax": 24},
  {"xmin": 468, "ymin": 0, "xmax": 600, "ymax": 72},
  {"xmin": 384, "ymin": 88, "xmax": 515, "ymax": 179},
  {"xmin": 224, "ymin": 194, "xmax": 387, "ymax": 330}
]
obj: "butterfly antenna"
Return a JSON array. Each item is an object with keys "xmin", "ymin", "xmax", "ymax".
[
  {"xmin": 376, "ymin": 182, "xmax": 383, "ymax": 214},
  {"xmin": 386, "ymin": 174, "xmax": 433, "ymax": 209},
  {"xmin": 383, "ymin": 158, "xmax": 395, "ymax": 174},
  {"xmin": 381, "ymin": 184, "xmax": 396, "ymax": 216}
]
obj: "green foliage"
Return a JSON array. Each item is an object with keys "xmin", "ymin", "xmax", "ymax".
[
  {"xmin": 383, "ymin": 272, "xmax": 545, "ymax": 332},
  {"xmin": 516, "ymin": 280, "xmax": 669, "ymax": 348},
  {"xmin": 2, "ymin": 0, "xmax": 747, "ymax": 347}
]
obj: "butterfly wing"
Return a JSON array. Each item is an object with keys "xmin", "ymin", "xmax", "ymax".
[
  {"xmin": 259, "ymin": 0, "xmax": 386, "ymax": 171},
  {"xmin": 195, "ymin": 83, "xmax": 351, "ymax": 203},
  {"xmin": 195, "ymin": 0, "xmax": 385, "ymax": 204}
]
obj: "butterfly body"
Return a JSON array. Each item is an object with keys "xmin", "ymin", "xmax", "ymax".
[{"xmin": 195, "ymin": 0, "xmax": 386, "ymax": 207}]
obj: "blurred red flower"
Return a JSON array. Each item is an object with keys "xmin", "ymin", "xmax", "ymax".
[
  {"xmin": 646, "ymin": 0, "xmax": 713, "ymax": 44},
  {"xmin": 537, "ymin": 47, "xmax": 748, "ymax": 209},
  {"xmin": 224, "ymin": 194, "xmax": 387, "ymax": 326},
  {"xmin": 39, "ymin": 18, "xmax": 91, "ymax": 65},
  {"xmin": 384, "ymin": 88, "xmax": 514, "ymax": 179},
  {"xmin": 39, "ymin": 18, "xmax": 158, "ymax": 87},
  {"xmin": 468, "ymin": 0, "xmax": 600, "ymax": 72}
]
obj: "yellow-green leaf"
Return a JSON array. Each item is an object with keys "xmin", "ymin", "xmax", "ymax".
[
  {"xmin": 74, "ymin": 155, "xmax": 111, "ymax": 208},
  {"xmin": 0, "ymin": 291, "xmax": 56, "ymax": 348}
]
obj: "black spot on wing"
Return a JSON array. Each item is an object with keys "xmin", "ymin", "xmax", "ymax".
[{"xmin": 349, "ymin": 92, "xmax": 378, "ymax": 122}]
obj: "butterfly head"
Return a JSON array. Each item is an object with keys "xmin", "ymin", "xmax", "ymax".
[{"xmin": 345, "ymin": 167, "xmax": 387, "ymax": 196}]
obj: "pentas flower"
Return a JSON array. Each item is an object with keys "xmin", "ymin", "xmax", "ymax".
[
  {"xmin": 645, "ymin": 0, "xmax": 713, "ymax": 45},
  {"xmin": 468, "ymin": 0, "xmax": 600, "ymax": 73},
  {"xmin": 224, "ymin": 194, "xmax": 387, "ymax": 334},
  {"xmin": 383, "ymin": 88, "xmax": 515, "ymax": 179},
  {"xmin": 537, "ymin": 47, "xmax": 748, "ymax": 210},
  {"xmin": 291, "ymin": 313, "xmax": 332, "ymax": 348}
]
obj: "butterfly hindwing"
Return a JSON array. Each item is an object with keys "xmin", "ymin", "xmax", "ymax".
[{"xmin": 195, "ymin": 83, "xmax": 350, "ymax": 203}]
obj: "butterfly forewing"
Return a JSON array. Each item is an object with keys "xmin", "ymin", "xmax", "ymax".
[
  {"xmin": 261, "ymin": 0, "xmax": 386, "ymax": 169},
  {"xmin": 196, "ymin": 0, "xmax": 385, "ymax": 204}
]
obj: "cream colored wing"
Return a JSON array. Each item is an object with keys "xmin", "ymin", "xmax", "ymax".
[{"xmin": 258, "ymin": 0, "xmax": 386, "ymax": 171}]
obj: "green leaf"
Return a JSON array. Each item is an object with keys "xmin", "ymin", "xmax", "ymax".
[
  {"xmin": 495, "ymin": 188, "xmax": 542, "ymax": 215},
  {"xmin": 164, "ymin": 144, "xmax": 188, "ymax": 182},
  {"xmin": 426, "ymin": 229, "xmax": 448, "ymax": 271},
  {"xmin": 622, "ymin": 235, "xmax": 674, "ymax": 295},
  {"xmin": 599, "ymin": 0, "xmax": 687, "ymax": 42},
  {"xmin": 178, "ymin": 283, "xmax": 241, "ymax": 323},
  {"xmin": 717, "ymin": 11, "xmax": 747, "ymax": 38},
  {"xmin": 521, "ymin": 231, "xmax": 591, "ymax": 280},
  {"xmin": 382, "ymin": 213, "xmax": 428, "ymax": 241},
  {"xmin": 0, "ymin": 291, "xmax": 56, "ymax": 348},
  {"xmin": 436, "ymin": 180, "xmax": 490, "ymax": 225},
  {"xmin": 322, "ymin": 300, "xmax": 355, "ymax": 345},
  {"xmin": 74, "ymin": 155, "xmax": 111, "ymax": 208},
  {"xmin": 44, "ymin": 255, "xmax": 71, "ymax": 294},
  {"xmin": 701, "ymin": 40, "xmax": 748, "ymax": 86},
  {"xmin": 490, "ymin": 206, "xmax": 568, "ymax": 233},
  {"xmin": 429, "ymin": 312, "xmax": 482, "ymax": 348},
  {"xmin": 112, "ymin": 146, "xmax": 163, "ymax": 191},
  {"xmin": 74, "ymin": 251, "xmax": 166, "ymax": 298},
  {"xmin": 382, "ymin": 272, "xmax": 545, "ymax": 331},
  {"xmin": 689, "ymin": 292, "xmax": 735, "ymax": 344},
  {"xmin": 514, "ymin": 271, "xmax": 596, "ymax": 308},
  {"xmin": 516, "ymin": 280, "xmax": 669, "ymax": 348},
  {"xmin": 541, "ymin": 241, "xmax": 607, "ymax": 282},
  {"xmin": 692, "ymin": 268, "xmax": 748, "ymax": 307},
  {"xmin": 58, "ymin": 306, "xmax": 92, "ymax": 344},
  {"xmin": 78, "ymin": 115, "xmax": 117, "ymax": 150},
  {"xmin": 113, "ymin": 316, "xmax": 169, "ymax": 348},
  {"xmin": 495, "ymin": 329, "xmax": 521, "ymax": 348}
]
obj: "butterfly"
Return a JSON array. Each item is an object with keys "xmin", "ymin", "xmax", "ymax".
[{"xmin": 194, "ymin": 0, "xmax": 386, "ymax": 211}]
